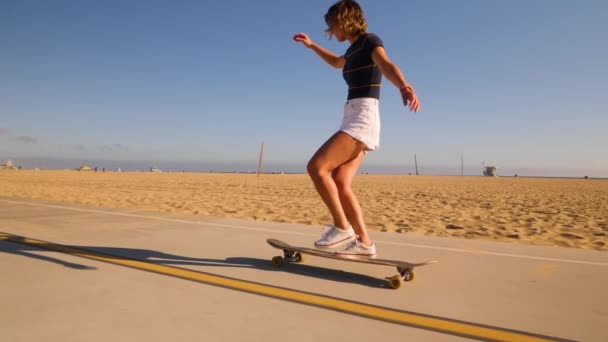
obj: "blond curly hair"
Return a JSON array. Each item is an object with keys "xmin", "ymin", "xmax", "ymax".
[{"xmin": 324, "ymin": 0, "xmax": 368, "ymax": 39}]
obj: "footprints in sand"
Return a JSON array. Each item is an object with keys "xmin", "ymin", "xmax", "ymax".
[
  {"xmin": 445, "ymin": 224, "xmax": 464, "ymax": 230},
  {"xmin": 560, "ymin": 233, "xmax": 585, "ymax": 240}
]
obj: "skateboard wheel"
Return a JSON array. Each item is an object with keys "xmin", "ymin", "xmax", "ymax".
[
  {"xmin": 271, "ymin": 256, "xmax": 284, "ymax": 267},
  {"xmin": 293, "ymin": 252, "xmax": 304, "ymax": 263},
  {"xmin": 398, "ymin": 268, "xmax": 415, "ymax": 282},
  {"xmin": 403, "ymin": 270, "xmax": 415, "ymax": 282},
  {"xmin": 387, "ymin": 275, "xmax": 403, "ymax": 289}
]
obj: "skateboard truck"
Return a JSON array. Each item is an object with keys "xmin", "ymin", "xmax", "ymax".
[{"xmin": 271, "ymin": 249, "xmax": 303, "ymax": 267}]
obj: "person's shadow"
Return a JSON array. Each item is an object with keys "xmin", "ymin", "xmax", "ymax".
[
  {"xmin": 1, "ymin": 238, "xmax": 389, "ymax": 288},
  {"xmin": 1, "ymin": 240, "xmax": 97, "ymax": 270}
]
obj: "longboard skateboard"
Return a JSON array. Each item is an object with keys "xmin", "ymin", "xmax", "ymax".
[{"xmin": 267, "ymin": 238, "xmax": 437, "ymax": 289}]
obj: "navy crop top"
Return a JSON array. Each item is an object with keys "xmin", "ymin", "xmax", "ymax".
[{"xmin": 342, "ymin": 33, "xmax": 384, "ymax": 100}]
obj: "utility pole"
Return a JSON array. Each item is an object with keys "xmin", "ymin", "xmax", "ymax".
[
  {"xmin": 461, "ymin": 155, "xmax": 464, "ymax": 176},
  {"xmin": 257, "ymin": 141, "xmax": 264, "ymax": 177}
]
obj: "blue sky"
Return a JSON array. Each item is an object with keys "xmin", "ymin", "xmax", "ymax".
[{"xmin": 1, "ymin": 0, "xmax": 607, "ymax": 176}]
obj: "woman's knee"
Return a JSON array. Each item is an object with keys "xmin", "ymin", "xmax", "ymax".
[
  {"xmin": 332, "ymin": 172, "xmax": 352, "ymax": 192},
  {"xmin": 307, "ymin": 158, "xmax": 325, "ymax": 178}
]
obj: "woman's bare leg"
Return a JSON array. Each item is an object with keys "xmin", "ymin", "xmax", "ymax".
[
  {"xmin": 307, "ymin": 131, "xmax": 366, "ymax": 230},
  {"xmin": 332, "ymin": 150, "xmax": 372, "ymax": 246}
]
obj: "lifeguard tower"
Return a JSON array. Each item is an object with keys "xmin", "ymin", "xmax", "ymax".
[{"xmin": 483, "ymin": 166, "xmax": 497, "ymax": 177}]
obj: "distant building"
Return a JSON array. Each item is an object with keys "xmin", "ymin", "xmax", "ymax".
[
  {"xmin": 1, "ymin": 160, "xmax": 18, "ymax": 170},
  {"xmin": 78, "ymin": 164, "xmax": 92, "ymax": 171}
]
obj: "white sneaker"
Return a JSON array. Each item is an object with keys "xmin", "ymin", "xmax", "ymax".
[
  {"xmin": 335, "ymin": 239, "xmax": 377, "ymax": 257},
  {"xmin": 314, "ymin": 225, "xmax": 356, "ymax": 249}
]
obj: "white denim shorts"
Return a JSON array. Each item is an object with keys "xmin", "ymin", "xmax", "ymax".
[{"xmin": 339, "ymin": 97, "xmax": 380, "ymax": 151}]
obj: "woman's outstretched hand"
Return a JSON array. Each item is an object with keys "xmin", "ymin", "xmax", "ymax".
[{"xmin": 293, "ymin": 33, "xmax": 313, "ymax": 48}]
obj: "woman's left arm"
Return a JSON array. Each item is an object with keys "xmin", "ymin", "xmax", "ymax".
[{"xmin": 372, "ymin": 47, "xmax": 420, "ymax": 112}]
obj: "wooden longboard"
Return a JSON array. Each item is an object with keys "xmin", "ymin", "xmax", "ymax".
[{"xmin": 267, "ymin": 238, "xmax": 437, "ymax": 289}]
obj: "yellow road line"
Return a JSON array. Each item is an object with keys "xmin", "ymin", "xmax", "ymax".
[{"xmin": 1, "ymin": 231, "xmax": 564, "ymax": 342}]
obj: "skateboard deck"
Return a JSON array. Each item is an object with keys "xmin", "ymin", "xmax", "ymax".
[{"xmin": 267, "ymin": 238, "xmax": 437, "ymax": 289}]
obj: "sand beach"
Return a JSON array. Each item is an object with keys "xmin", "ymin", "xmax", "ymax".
[{"xmin": 0, "ymin": 170, "xmax": 606, "ymax": 251}]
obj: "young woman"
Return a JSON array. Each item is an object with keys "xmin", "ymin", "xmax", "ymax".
[{"xmin": 294, "ymin": 0, "xmax": 420, "ymax": 256}]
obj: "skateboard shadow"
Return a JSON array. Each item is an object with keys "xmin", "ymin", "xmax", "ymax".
[
  {"xmin": 2, "ymin": 239, "xmax": 387, "ymax": 288},
  {"xmin": 262, "ymin": 260, "xmax": 389, "ymax": 288}
]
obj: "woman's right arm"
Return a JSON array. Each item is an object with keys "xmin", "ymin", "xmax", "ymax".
[{"xmin": 293, "ymin": 33, "xmax": 345, "ymax": 69}]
